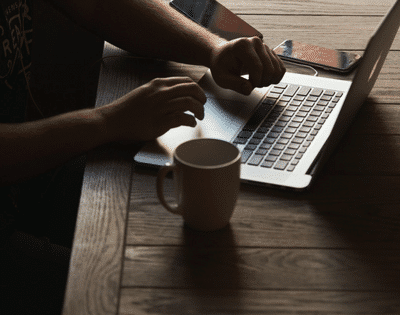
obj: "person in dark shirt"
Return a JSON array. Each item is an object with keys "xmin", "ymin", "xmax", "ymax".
[
  {"xmin": 1, "ymin": 0, "xmax": 285, "ymax": 186},
  {"xmin": 0, "ymin": 0, "xmax": 285, "ymax": 313},
  {"xmin": 0, "ymin": 0, "xmax": 285, "ymax": 241}
]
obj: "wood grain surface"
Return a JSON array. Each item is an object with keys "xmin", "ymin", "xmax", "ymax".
[{"xmin": 63, "ymin": 0, "xmax": 400, "ymax": 314}]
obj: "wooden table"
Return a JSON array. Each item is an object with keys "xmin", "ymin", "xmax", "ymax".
[{"xmin": 62, "ymin": 0, "xmax": 400, "ymax": 314}]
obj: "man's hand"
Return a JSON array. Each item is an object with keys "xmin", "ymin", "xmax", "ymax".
[
  {"xmin": 98, "ymin": 77, "xmax": 206, "ymax": 142},
  {"xmin": 210, "ymin": 37, "xmax": 286, "ymax": 95}
]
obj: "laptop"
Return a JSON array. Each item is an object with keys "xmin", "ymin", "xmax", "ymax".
[{"xmin": 134, "ymin": 0, "xmax": 400, "ymax": 190}]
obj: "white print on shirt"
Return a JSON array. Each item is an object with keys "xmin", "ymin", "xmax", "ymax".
[{"xmin": 0, "ymin": 0, "xmax": 33, "ymax": 89}]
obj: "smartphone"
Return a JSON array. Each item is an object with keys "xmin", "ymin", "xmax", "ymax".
[
  {"xmin": 170, "ymin": 0, "xmax": 263, "ymax": 40},
  {"xmin": 273, "ymin": 40, "xmax": 362, "ymax": 73}
]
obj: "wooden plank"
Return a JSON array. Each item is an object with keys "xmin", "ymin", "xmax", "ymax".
[
  {"xmin": 326, "ymin": 134, "xmax": 400, "ymax": 174},
  {"xmin": 62, "ymin": 146, "xmax": 133, "ymax": 315},
  {"xmin": 62, "ymin": 44, "xmax": 136, "ymax": 315},
  {"xmin": 374, "ymin": 52, "xmax": 400, "ymax": 82},
  {"xmin": 122, "ymin": 246, "xmax": 400, "ymax": 291},
  {"xmin": 126, "ymin": 173, "xmax": 400, "ymax": 248},
  {"xmin": 349, "ymin": 51, "xmax": 400, "ymax": 84},
  {"xmin": 219, "ymin": 0, "xmax": 397, "ymax": 15},
  {"xmin": 368, "ymin": 80, "xmax": 400, "ymax": 104},
  {"xmin": 350, "ymin": 103, "xmax": 400, "ymax": 134},
  {"xmin": 61, "ymin": 146, "xmax": 134, "ymax": 315},
  {"xmin": 240, "ymin": 15, "xmax": 400, "ymax": 50},
  {"xmin": 119, "ymin": 288, "xmax": 400, "ymax": 314}
]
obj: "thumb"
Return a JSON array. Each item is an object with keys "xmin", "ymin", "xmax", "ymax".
[{"xmin": 215, "ymin": 73, "xmax": 253, "ymax": 95}]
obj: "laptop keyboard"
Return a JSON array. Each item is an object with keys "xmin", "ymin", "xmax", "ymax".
[{"xmin": 233, "ymin": 83, "xmax": 343, "ymax": 172}]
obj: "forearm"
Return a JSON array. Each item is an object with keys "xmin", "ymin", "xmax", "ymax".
[
  {"xmin": 0, "ymin": 75, "xmax": 207, "ymax": 186},
  {"xmin": 100, "ymin": 0, "xmax": 224, "ymax": 66},
  {"xmin": 0, "ymin": 108, "xmax": 108, "ymax": 186},
  {"xmin": 51, "ymin": 0, "xmax": 225, "ymax": 67}
]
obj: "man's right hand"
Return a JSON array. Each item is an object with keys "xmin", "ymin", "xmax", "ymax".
[{"xmin": 98, "ymin": 76, "xmax": 207, "ymax": 142}]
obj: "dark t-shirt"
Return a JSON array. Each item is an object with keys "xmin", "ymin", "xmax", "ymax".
[
  {"xmin": 1, "ymin": 0, "xmax": 33, "ymax": 240},
  {"xmin": 0, "ymin": 0, "xmax": 33, "ymax": 123}
]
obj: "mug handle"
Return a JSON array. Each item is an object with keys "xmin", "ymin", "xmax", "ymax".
[{"xmin": 156, "ymin": 165, "xmax": 183, "ymax": 215}]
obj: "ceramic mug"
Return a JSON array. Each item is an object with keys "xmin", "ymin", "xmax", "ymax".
[{"xmin": 157, "ymin": 138, "xmax": 241, "ymax": 231}]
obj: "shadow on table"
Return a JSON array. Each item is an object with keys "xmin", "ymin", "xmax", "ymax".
[
  {"xmin": 237, "ymin": 97, "xmax": 400, "ymax": 310},
  {"xmin": 170, "ymin": 225, "xmax": 247, "ymax": 312}
]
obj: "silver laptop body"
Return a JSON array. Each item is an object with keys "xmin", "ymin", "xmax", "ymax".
[{"xmin": 134, "ymin": 0, "xmax": 400, "ymax": 190}]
